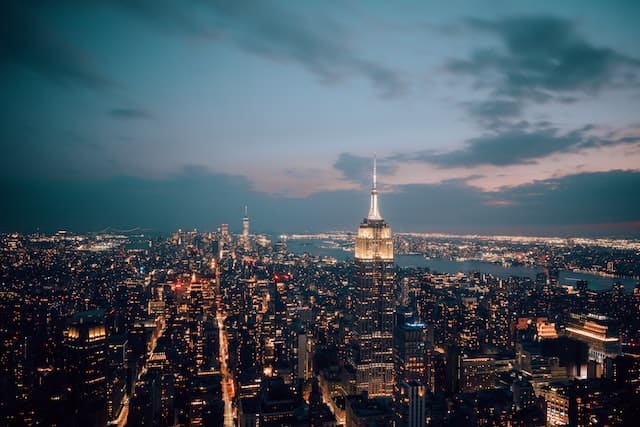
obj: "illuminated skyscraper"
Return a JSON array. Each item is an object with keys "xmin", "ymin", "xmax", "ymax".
[
  {"xmin": 394, "ymin": 321, "xmax": 428, "ymax": 427},
  {"xmin": 352, "ymin": 156, "xmax": 395, "ymax": 397},
  {"xmin": 242, "ymin": 205, "xmax": 250, "ymax": 250},
  {"xmin": 64, "ymin": 309, "xmax": 108, "ymax": 426}
]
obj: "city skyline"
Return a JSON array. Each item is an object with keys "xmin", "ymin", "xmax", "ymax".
[
  {"xmin": 3, "ymin": 196, "xmax": 639, "ymax": 425},
  {"xmin": 2, "ymin": 1, "xmax": 640, "ymax": 236}
]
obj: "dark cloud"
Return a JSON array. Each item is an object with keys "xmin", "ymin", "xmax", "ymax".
[
  {"xmin": 1, "ymin": 1, "xmax": 404, "ymax": 97},
  {"xmin": 429, "ymin": 128, "xmax": 580, "ymax": 166},
  {"xmin": 3, "ymin": 169, "xmax": 639, "ymax": 237},
  {"xmin": 381, "ymin": 171, "xmax": 640, "ymax": 236},
  {"xmin": 463, "ymin": 99, "xmax": 523, "ymax": 127},
  {"xmin": 109, "ymin": 108, "xmax": 153, "ymax": 120},
  {"xmin": 107, "ymin": 0, "xmax": 405, "ymax": 97},
  {"xmin": 334, "ymin": 153, "xmax": 396, "ymax": 185},
  {"xmin": 0, "ymin": 166, "xmax": 369, "ymax": 234},
  {"xmin": 0, "ymin": 1, "xmax": 112, "ymax": 89},
  {"xmin": 111, "ymin": 0, "xmax": 216, "ymax": 37},
  {"xmin": 0, "ymin": 168, "xmax": 256, "ymax": 233},
  {"xmin": 0, "ymin": 124, "xmax": 111, "ymax": 180},
  {"xmin": 498, "ymin": 170, "xmax": 640, "ymax": 226},
  {"xmin": 207, "ymin": 1, "xmax": 405, "ymax": 97},
  {"xmin": 448, "ymin": 15, "xmax": 640, "ymax": 100},
  {"xmin": 394, "ymin": 124, "xmax": 638, "ymax": 167}
]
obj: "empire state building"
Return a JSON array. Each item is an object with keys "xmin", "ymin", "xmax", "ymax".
[{"xmin": 352, "ymin": 157, "xmax": 395, "ymax": 397}]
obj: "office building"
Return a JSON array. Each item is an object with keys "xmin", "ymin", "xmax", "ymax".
[{"xmin": 352, "ymin": 157, "xmax": 395, "ymax": 397}]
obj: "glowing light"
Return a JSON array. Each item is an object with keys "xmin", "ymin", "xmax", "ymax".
[{"xmin": 565, "ymin": 327, "xmax": 619, "ymax": 342}]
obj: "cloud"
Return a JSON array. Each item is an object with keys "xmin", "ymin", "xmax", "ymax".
[
  {"xmin": 447, "ymin": 15, "xmax": 640, "ymax": 101},
  {"xmin": 0, "ymin": 2, "xmax": 112, "ymax": 89},
  {"xmin": 463, "ymin": 99, "xmax": 523, "ymax": 127},
  {"xmin": 498, "ymin": 170, "xmax": 640, "ymax": 226},
  {"xmin": 109, "ymin": 0, "xmax": 405, "ymax": 97},
  {"xmin": 0, "ymin": 167, "xmax": 256, "ymax": 233},
  {"xmin": 2, "ymin": 167, "xmax": 639, "ymax": 237},
  {"xmin": 0, "ymin": 166, "xmax": 368, "ymax": 234},
  {"xmin": 382, "ymin": 170, "xmax": 640, "ymax": 235},
  {"xmin": 334, "ymin": 153, "xmax": 396, "ymax": 185},
  {"xmin": 109, "ymin": 108, "xmax": 153, "ymax": 120},
  {"xmin": 208, "ymin": 1, "xmax": 406, "ymax": 97},
  {"xmin": 1, "ymin": 1, "xmax": 405, "ymax": 97},
  {"xmin": 0, "ymin": 124, "xmax": 115, "ymax": 181},
  {"xmin": 394, "ymin": 124, "xmax": 636, "ymax": 167},
  {"xmin": 429, "ymin": 128, "xmax": 581, "ymax": 166},
  {"xmin": 112, "ymin": 0, "xmax": 216, "ymax": 37}
]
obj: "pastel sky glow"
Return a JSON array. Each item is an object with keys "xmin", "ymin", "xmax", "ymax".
[{"xmin": 2, "ymin": 1, "xmax": 640, "ymax": 235}]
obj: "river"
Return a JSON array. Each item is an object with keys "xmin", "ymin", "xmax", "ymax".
[{"xmin": 286, "ymin": 239, "xmax": 639, "ymax": 292}]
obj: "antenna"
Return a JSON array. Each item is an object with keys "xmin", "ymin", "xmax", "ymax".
[
  {"xmin": 373, "ymin": 153, "xmax": 377, "ymax": 190},
  {"xmin": 367, "ymin": 153, "xmax": 382, "ymax": 220}
]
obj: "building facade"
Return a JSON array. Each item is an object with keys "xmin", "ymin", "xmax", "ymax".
[
  {"xmin": 64, "ymin": 309, "xmax": 108, "ymax": 426},
  {"xmin": 352, "ymin": 158, "xmax": 395, "ymax": 397}
]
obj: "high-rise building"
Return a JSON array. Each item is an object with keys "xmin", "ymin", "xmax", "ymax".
[
  {"xmin": 64, "ymin": 309, "xmax": 108, "ymax": 426},
  {"xmin": 394, "ymin": 321, "xmax": 428, "ymax": 426},
  {"xmin": 219, "ymin": 223, "xmax": 230, "ymax": 258},
  {"xmin": 296, "ymin": 329, "xmax": 312, "ymax": 383},
  {"xmin": 394, "ymin": 321, "xmax": 427, "ymax": 383},
  {"xmin": 106, "ymin": 334, "xmax": 128, "ymax": 421},
  {"xmin": 396, "ymin": 380, "xmax": 427, "ymax": 427},
  {"xmin": 563, "ymin": 313, "xmax": 620, "ymax": 376},
  {"xmin": 242, "ymin": 205, "xmax": 250, "ymax": 250},
  {"xmin": 352, "ymin": 156, "xmax": 395, "ymax": 397}
]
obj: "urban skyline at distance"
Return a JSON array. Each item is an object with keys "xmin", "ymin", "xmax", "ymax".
[
  {"xmin": 4, "ymin": 3, "xmax": 640, "ymax": 425},
  {"xmin": 2, "ymin": 1, "xmax": 640, "ymax": 236},
  {"xmin": 3, "ymin": 169, "xmax": 639, "ymax": 425}
]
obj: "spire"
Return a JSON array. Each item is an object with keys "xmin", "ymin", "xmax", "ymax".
[
  {"xmin": 373, "ymin": 153, "xmax": 377, "ymax": 190},
  {"xmin": 367, "ymin": 154, "xmax": 382, "ymax": 220},
  {"xmin": 244, "ymin": 205, "xmax": 248, "ymax": 218}
]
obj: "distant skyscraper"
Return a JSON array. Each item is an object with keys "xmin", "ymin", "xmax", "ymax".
[
  {"xmin": 220, "ymin": 223, "xmax": 230, "ymax": 241},
  {"xmin": 352, "ymin": 156, "xmax": 395, "ymax": 397},
  {"xmin": 242, "ymin": 205, "xmax": 250, "ymax": 250},
  {"xmin": 219, "ymin": 223, "xmax": 230, "ymax": 259}
]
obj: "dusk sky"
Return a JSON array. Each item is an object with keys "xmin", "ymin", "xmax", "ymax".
[{"xmin": 2, "ymin": 1, "xmax": 640, "ymax": 236}]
